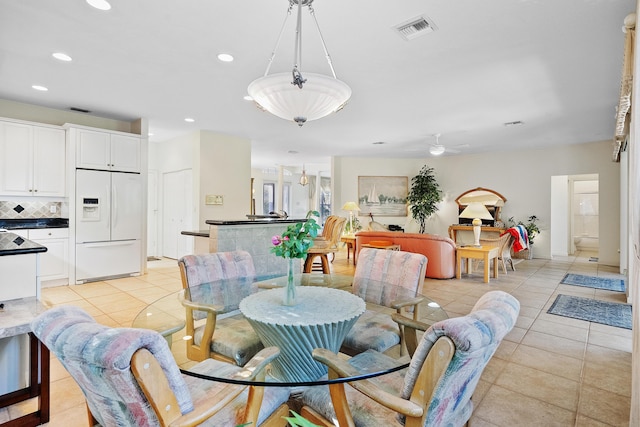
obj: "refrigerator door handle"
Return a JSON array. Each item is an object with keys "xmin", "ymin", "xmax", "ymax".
[{"xmin": 112, "ymin": 182, "xmax": 117, "ymax": 229}]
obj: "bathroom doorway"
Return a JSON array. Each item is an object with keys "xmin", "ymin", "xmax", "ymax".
[{"xmin": 569, "ymin": 174, "xmax": 599, "ymax": 256}]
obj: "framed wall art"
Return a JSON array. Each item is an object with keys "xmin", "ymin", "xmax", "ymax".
[{"xmin": 358, "ymin": 176, "xmax": 408, "ymax": 217}]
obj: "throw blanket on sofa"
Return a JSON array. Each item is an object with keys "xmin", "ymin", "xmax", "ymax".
[{"xmin": 503, "ymin": 225, "xmax": 528, "ymax": 252}]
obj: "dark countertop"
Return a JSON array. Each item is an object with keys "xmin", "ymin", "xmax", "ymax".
[
  {"xmin": 206, "ymin": 218, "xmax": 306, "ymax": 226},
  {"xmin": 0, "ymin": 232, "xmax": 48, "ymax": 256},
  {"xmin": 181, "ymin": 230, "xmax": 210, "ymax": 238},
  {"xmin": 0, "ymin": 218, "xmax": 69, "ymax": 230}
]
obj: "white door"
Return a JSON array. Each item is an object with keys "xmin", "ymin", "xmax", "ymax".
[
  {"xmin": 147, "ymin": 170, "xmax": 159, "ymax": 257},
  {"xmin": 75, "ymin": 169, "xmax": 110, "ymax": 243},
  {"xmin": 111, "ymin": 172, "xmax": 142, "ymax": 241},
  {"xmin": 162, "ymin": 169, "xmax": 192, "ymax": 259}
]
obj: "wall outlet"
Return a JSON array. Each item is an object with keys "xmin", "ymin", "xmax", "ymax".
[{"xmin": 49, "ymin": 205, "xmax": 57, "ymax": 213}]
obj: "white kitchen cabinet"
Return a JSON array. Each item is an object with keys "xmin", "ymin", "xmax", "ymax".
[
  {"xmin": 0, "ymin": 121, "xmax": 66, "ymax": 197},
  {"xmin": 9, "ymin": 228, "xmax": 69, "ymax": 284},
  {"xmin": 28, "ymin": 228, "xmax": 69, "ymax": 282},
  {"xmin": 76, "ymin": 128, "xmax": 140, "ymax": 172}
]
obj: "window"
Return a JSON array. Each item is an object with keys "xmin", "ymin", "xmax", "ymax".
[{"xmin": 263, "ymin": 183, "xmax": 274, "ymax": 214}]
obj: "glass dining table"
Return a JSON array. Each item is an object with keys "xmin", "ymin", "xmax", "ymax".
[{"xmin": 132, "ymin": 273, "xmax": 448, "ymax": 387}]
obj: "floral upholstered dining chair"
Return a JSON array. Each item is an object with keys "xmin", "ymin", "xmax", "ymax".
[
  {"xmin": 31, "ymin": 305, "xmax": 290, "ymax": 427},
  {"xmin": 178, "ymin": 250, "xmax": 264, "ymax": 365},
  {"xmin": 298, "ymin": 290, "xmax": 520, "ymax": 427},
  {"xmin": 340, "ymin": 247, "xmax": 428, "ymax": 356}
]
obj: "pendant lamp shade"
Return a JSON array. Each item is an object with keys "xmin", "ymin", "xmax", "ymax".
[
  {"xmin": 248, "ymin": 0, "xmax": 351, "ymax": 126},
  {"xmin": 248, "ymin": 72, "xmax": 351, "ymax": 126}
]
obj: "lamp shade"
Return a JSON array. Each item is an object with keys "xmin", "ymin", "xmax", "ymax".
[
  {"xmin": 248, "ymin": 72, "xmax": 351, "ymax": 126},
  {"xmin": 459, "ymin": 202, "xmax": 494, "ymax": 220},
  {"xmin": 342, "ymin": 201, "xmax": 360, "ymax": 211}
]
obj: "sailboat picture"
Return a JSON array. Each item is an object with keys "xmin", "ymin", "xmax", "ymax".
[{"xmin": 358, "ymin": 176, "xmax": 408, "ymax": 216}]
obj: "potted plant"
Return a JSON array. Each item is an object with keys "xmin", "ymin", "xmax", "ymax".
[{"xmin": 407, "ymin": 165, "xmax": 442, "ymax": 234}]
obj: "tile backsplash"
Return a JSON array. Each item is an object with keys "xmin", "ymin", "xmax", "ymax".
[{"xmin": 0, "ymin": 201, "xmax": 66, "ymax": 219}]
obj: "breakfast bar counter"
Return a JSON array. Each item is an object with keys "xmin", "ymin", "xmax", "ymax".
[{"xmin": 205, "ymin": 218, "xmax": 306, "ymax": 277}]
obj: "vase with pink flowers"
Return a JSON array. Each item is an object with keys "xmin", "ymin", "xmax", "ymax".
[{"xmin": 270, "ymin": 211, "xmax": 320, "ymax": 305}]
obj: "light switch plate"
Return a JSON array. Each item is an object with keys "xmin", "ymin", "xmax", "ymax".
[{"xmin": 205, "ymin": 195, "xmax": 223, "ymax": 205}]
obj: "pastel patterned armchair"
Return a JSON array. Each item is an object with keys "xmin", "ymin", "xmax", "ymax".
[
  {"xmin": 298, "ymin": 290, "xmax": 520, "ymax": 427},
  {"xmin": 30, "ymin": 306, "xmax": 290, "ymax": 427},
  {"xmin": 340, "ymin": 247, "xmax": 428, "ymax": 356},
  {"xmin": 178, "ymin": 251, "xmax": 264, "ymax": 365}
]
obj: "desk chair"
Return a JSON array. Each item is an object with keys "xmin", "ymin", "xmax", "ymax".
[
  {"xmin": 178, "ymin": 251, "xmax": 263, "ymax": 365},
  {"xmin": 298, "ymin": 291, "xmax": 520, "ymax": 427},
  {"xmin": 31, "ymin": 306, "xmax": 290, "ymax": 427},
  {"xmin": 341, "ymin": 247, "xmax": 427, "ymax": 356}
]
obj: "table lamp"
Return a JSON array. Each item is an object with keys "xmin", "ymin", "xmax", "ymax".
[
  {"xmin": 342, "ymin": 201, "xmax": 360, "ymax": 235},
  {"xmin": 459, "ymin": 202, "xmax": 494, "ymax": 247}
]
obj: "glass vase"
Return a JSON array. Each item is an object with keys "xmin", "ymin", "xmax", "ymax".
[{"xmin": 283, "ymin": 257, "xmax": 296, "ymax": 306}]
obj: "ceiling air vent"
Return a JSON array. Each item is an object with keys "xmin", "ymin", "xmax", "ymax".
[{"xmin": 393, "ymin": 15, "xmax": 437, "ymax": 41}]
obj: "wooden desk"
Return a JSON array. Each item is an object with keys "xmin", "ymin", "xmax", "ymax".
[
  {"xmin": 448, "ymin": 225, "xmax": 505, "ymax": 242},
  {"xmin": 456, "ymin": 245, "xmax": 500, "ymax": 283}
]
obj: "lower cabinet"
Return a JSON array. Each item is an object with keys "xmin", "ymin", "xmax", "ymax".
[{"xmin": 12, "ymin": 228, "xmax": 69, "ymax": 284}]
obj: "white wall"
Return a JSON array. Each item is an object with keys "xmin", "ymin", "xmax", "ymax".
[
  {"xmin": 149, "ymin": 131, "xmax": 251, "ymax": 255},
  {"xmin": 333, "ymin": 140, "xmax": 620, "ymax": 266},
  {"xmin": 550, "ymin": 175, "xmax": 569, "ymax": 256}
]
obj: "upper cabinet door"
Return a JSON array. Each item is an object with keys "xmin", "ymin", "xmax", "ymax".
[
  {"xmin": 76, "ymin": 129, "xmax": 110, "ymax": 170},
  {"xmin": 76, "ymin": 129, "xmax": 140, "ymax": 173},
  {"xmin": 33, "ymin": 127, "xmax": 66, "ymax": 197},
  {"xmin": 0, "ymin": 121, "xmax": 66, "ymax": 197},
  {"xmin": 110, "ymin": 134, "xmax": 140, "ymax": 173},
  {"xmin": 0, "ymin": 121, "xmax": 33, "ymax": 195}
]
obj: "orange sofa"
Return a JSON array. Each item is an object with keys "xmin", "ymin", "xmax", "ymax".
[{"xmin": 355, "ymin": 231, "xmax": 456, "ymax": 279}]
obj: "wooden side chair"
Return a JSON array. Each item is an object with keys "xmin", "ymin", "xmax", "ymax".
[
  {"xmin": 31, "ymin": 306, "xmax": 290, "ymax": 427},
  {"xmin": 298, "ymin": 291, "xmax": 520, "ymax": 427},
  {"xmin": 340, "ymin": 247, "xmax": 427, "ymax": 356},
  {"xmin": 303, "ymin": 216, "xmax": 347, "ymax": 273},
  {"xmin": 178, "ymin": 251, "xmax": 264, "ymax": 365}
]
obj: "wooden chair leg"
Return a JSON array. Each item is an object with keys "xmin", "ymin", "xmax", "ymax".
[
  {"xmin": 303, "ymin": 255, "xmax": 316, "ymax": 273},
  {"xmin": 320, "ymin": 255, "xmax": 331, "ymax": 274}
]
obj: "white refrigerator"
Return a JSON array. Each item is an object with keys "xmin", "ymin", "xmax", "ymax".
[{"xmin": 75, "ymin": 169, "xmax": 142, "ymax": 283}]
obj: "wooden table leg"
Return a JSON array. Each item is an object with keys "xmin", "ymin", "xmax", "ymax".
[
  {"xmin": 492, "ymin": 256, "xmax": 499, "ymax": 279},
  {"xmin": 483, "ymin": 253, "xmax": 490, "ymax": 283},
  {"xmin": 456, "ymin": 253, "xmax": 462, "ymax": 279}
]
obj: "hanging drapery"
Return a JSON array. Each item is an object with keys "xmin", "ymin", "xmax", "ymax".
[{"xmin": 613, "ymin": 13, "xmax": 636, "ymax": 162}]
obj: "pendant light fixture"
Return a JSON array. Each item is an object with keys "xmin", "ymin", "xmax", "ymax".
[
  {"xmin": 247, "ymin": 0, "xmax": 351, "ymax": 126},
  {"xmin": 299, "ymin": 165, "xmax": 309, "ymax": 186}
]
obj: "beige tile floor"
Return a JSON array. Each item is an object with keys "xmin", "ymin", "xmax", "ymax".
[{"xmin": 0, "ymin": 248, "xmax": 631, "ymax": 426}]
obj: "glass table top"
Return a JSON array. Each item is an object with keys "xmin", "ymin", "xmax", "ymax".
[{"xmin": 132, "ymin": 273, "xmax": 448, "ymax": 387}]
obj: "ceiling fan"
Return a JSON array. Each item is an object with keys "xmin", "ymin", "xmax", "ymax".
[{"xmin": 428, "ymin": 133, "xmax": 461, "ymax": 156}]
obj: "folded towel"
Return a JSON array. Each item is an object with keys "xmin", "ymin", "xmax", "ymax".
[{"xmin": 502, "ymin": 226, "xmax": 529, "ymax": 252}]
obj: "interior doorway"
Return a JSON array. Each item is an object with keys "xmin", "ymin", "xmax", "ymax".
[
  {"xmin": 550, "ymin": 173, "xmax": 599, "ymax": 258},
  {"xmin": 570, "ymin": 175, "xmax": 599, "ymax": 255},
  {"xmin": 162, "ymin": 169, "xmax": 193, "ymax": 260}
]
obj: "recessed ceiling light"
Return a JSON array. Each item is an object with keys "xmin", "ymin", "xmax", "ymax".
[
  {"xmin": 372, "ymin": 141, "xmax": 385, "ymax": 145},
  {"xmin": 32, "ymin": 85, "xmax": 48, "ymax": 91},
  {"xmin": 86, "ymin": 0, "xmax": 111, "ymax": 10},
  {"xmin": 52, "ymin": 52, "xmax": 72, "ymax": 62},
  {"xmin": 288, "ymin": 150, "xmax": 298, "ymax": 154},
  {"xmin": 184, "ymin": 118, "xmax": 195, "ymax": 123},
  {"xmin": 244, "ymin": 95, "xmax": 253, "ymax": 101},
  {"xmin": 217, "ymin": 53, "xmax": 234, "ymax": 62}
]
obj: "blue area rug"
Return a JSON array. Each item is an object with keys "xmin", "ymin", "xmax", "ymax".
[
  {"xmin": 560, "ymin": 273, "xmax": 625, "ymax": 292},
  {"xmin": 548, "ymin": 294, "xmax": 632, "ymax": 329}
]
